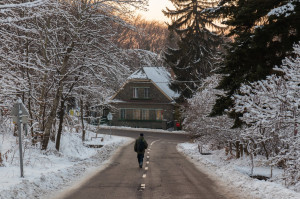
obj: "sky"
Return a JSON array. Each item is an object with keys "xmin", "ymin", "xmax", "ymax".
[{"xmin": 137, "ymin": 0, "xmax": 174, "ymax": 22}]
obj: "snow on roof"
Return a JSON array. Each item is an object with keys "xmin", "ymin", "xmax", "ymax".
[{"xmin": 128, "ymin": 67, "xmax": 179, "ymax": 100}]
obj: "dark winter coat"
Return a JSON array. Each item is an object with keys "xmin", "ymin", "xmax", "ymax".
[{"xmin": 134, "ymin": 136, "xmax": 148, "ymax": 154}]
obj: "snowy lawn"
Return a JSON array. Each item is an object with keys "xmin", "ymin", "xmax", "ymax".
[
  {"xmin": 177, "ymin": 142, "xmax": 300, "ymax": 199},
  {"xmin": 0, "ymin": 128, "xmax": 133, "ymax": 199}
]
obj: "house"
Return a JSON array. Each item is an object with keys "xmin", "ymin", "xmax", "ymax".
[{"xmin": 109, "ymin": 67, "xmax": 179, "ymax": 129}]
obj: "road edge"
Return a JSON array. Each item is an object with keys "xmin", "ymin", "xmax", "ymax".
[{"xmin": 49, "ymin": 138, "xmax": 135, "ymax": 199}]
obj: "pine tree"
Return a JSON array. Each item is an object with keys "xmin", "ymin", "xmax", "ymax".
[
  {"xmin": 211, "ymin": 0, "xmax": 300, "ymax": 119},
  {"xmin": 163, "ymin": 0, "xmax": 224, "ymax": 102}
]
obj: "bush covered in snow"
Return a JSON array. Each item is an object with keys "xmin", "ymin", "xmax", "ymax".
[
  {"xmin": 184, "ymin": 43, "xmax": 300, "ymax": 191},
  {"xmin": 183, "ymin": 74, "xmax": 239, "ymax": 149},
  {"xmin": 232, "ymin": 43, "xmax": 300, "ymax": 190}
]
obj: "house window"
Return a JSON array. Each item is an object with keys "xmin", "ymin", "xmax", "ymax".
[
  {"xmin": 144, "ymin": 88, "xmax": 150, "ymax": 98},
  {"xmin": 120, "ymin": 109, "xmax": 126, "ymax": 120},
  {"xmin": 142, "ymin": 109, "xmax": 149, "ymax": 120},
  {"xmin": 133, "ymin": 109, "xmax": 140, "ymax": 120},
  {"xmin": 133, "ymin": 88, "xmax": 139, "ymax": 98},
  {"xmin": 156, "ymin": 110, "xmax": 163, "ymax": 121}
]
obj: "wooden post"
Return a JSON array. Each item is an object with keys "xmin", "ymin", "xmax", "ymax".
[
  {"xmin": 270, "ymin": 166, "xmax": 273, "ymax": 178},
  {"xmin": 198, "ymin": 144, "xmax": 202, "ymax": 154}
]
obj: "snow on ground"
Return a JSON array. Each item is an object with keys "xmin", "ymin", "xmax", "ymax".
[
  {"xmin": 177, "ymin": 142, "xmax": 300, "ymax": 199},
  {"xmin": 3, "ymin": 123, "xmax": 299, "ymax": 199},
  {"xmin": 0, "ymin": 127, "xmax": 133, "ymax": 199},
  {"xmin": 98, "ymin": 125, "xmax": 186, "ymax": 134}
]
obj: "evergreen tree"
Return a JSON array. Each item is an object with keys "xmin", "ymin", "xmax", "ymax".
[
  {"xmin": 163, "ymin": 0, "xmax": 224, "ymax": 102},
  {"xmin": 211, "ymin": 0, "xmax": 300, "ymax": 120}
]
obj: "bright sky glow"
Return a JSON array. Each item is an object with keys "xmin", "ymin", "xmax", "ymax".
[{"xmin": 137, "ymin": 0, "xmax": 174, "ymax": 22}]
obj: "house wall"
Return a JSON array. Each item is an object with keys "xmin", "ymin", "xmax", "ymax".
[
  {"xmin": 110, "ymin": 103, "xmax": 175, "ymax": 129},
  {"xmin": 113, "ymin": 80, "xmax": 171, "ymax": 103},
  {"xmin": 110, "ymin": 80, "xmax": 176, "ymax": 129}
]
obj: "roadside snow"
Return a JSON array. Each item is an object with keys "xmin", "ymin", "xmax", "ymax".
[
  {"xmin": 98, "ymin": 125, "xmax": 186, "ymax": 134},
  {"xmin": 0, "ymin": 130, "xmax": 132, "ymax": 199},
  {"xmin": 177, "ymin": 143, "xmax": 300, "ymax": 199}
]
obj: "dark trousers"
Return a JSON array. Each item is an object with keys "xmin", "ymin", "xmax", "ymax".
[{"xmin": 137, "ymin": 154, "xmax": 144, "ymax": 166}]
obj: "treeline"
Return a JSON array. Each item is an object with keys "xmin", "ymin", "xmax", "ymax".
[
  {"xmin": 114, "ymin": 15, "xmax": 170, "ymax": 53},
  {"xmin": 112, "ymin": 15, "xmax": 172, "ymax": 71}
]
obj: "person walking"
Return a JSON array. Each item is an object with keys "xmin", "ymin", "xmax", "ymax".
[{"xmin": 134, "ymin": 133, "xmax": 148, "ymax": 168}]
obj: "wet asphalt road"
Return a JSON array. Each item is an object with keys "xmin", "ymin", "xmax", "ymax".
[{"xmin": 54, "ymin": 128, "xmax": 229, "ymax": 199}]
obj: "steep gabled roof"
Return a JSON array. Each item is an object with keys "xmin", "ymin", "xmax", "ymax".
[{"xmin": 128, "ymin": 67, "xmax": 179, "ymax": 100}]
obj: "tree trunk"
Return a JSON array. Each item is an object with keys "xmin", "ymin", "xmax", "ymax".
[
  {"xmin": 50, "ymin": 120, "xmax": 56, "ymax": 142},
  {"xmin": 26, "ymin": 68, "xmax": 34, "ymax": 136},
  {"xmin": 244, "ymin": 142, "xmax": 249, "ymax": 156},
  {"xmin": 38, "ymin": 17, "xmax": 50, "ymax": 131},
  {"xmin": 80, "ymin": 98, "xmax": 86, "ymax": 141},
  {"xmin": 0, "ymin": 152, "xmax": 2, "ymax": 165},
  {"xmin": 249, "ymin": 138, "xmax": 257, "ymax": 156},
  {"xmin": 236, "ymin": 141, "xmax": 240, "ymax": 159},
  {"xmin": 56, "ymin": 99, "xmax": 65, "ymax": 151},
  {"xmin": 42, "ymin": 86, "xmax": 62, "ymax": 150},
  {"xmin": 41, "ymin": 41, "xmax": 74, "ymax": 150},
  {"xmin": 261, "ymin": 141, "xmax": 269, "ymax": 160},
  {"xmin": 229, "ymin": 142, "xmax": 232, "ymax": 155},
  {"xmin": 240, "ymin": 143, "xmax": 243, "ymax": 157},
  {"xmin": 38, "ymin": 73, "xmax": 48, "ymax": 131}
]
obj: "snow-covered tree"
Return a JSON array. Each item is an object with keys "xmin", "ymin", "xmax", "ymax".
[
  {"xmin": 184, "ymin": 74, "xmax": 238, "ymax": 149},
  {"xmin": 0, "ymin": 0, "xmax": 147, "ymax": 149},
  {"xmin": 233, "ymin": 43, "xmax": 300, "ymax": 188},
  {"xmin": 212, "ymin": 0, "xmax": 300, "ymax": 119}
]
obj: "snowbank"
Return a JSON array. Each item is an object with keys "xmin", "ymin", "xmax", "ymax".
[
  {"xmin": 98, "ymin": 125, "xmax": 186, "ymax": 134},
  {"xmin": 177, "ymin": 143, "xmax": 300, "ymax": 199},
  {"xmin": 0, "ymin": 130, "xmax": 132, "ymax": 199}
]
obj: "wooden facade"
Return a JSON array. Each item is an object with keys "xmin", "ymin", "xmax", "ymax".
[{"xmin": 109, "ymin": 67, "xmax": 178, "ymax": 129}]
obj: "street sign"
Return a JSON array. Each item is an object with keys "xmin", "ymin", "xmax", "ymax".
[
  {"xmin": 11, "ymin": 98, "xmax": 27, "ymax": 177},
  {"xmin": 107, "ymin": 112, "xmax": 113, "ymax": 121},
  {"xmin": 12, "ymin": 115, "xmax": 28, "ymax": 124},
  {"xmin": 11, "ymin": 101, "xmax": 29, "ymax": 124},
  {"xmin": 11, "ymin": 102, "xmax": 29, "ymax": 117}
]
